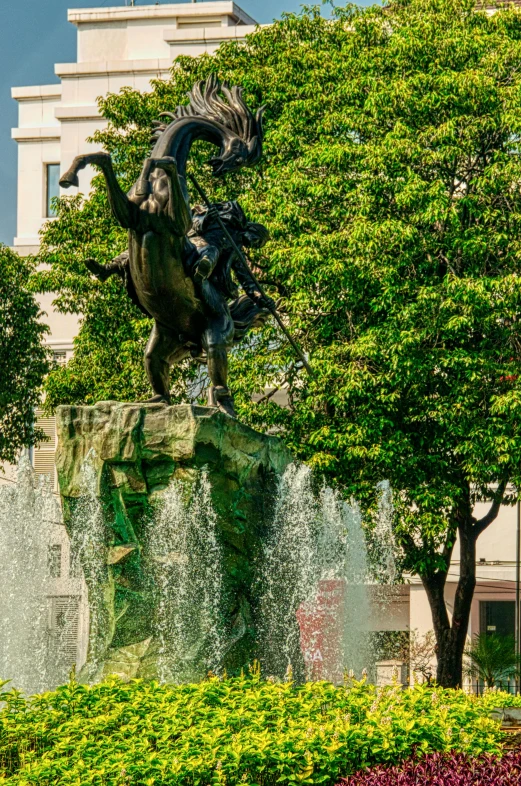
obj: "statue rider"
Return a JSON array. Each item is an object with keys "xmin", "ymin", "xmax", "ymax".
[{"xmin": 85, "ymin": 200, "xmax": 275, "ymax": 418}]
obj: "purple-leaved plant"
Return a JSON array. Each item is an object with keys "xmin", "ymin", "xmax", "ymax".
[{"xmin": 338, "ymin": 751, "xmax": 521, "ymax": 785}]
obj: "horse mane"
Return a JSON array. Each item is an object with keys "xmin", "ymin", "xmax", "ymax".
[{"xmin": 151, "ymin": 75, "xmax": 265, "ymax": 148}]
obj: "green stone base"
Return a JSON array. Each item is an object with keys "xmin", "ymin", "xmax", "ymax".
[{"xmin": 56, "ymin": 403, "xmax": 292, "ymax": 682}]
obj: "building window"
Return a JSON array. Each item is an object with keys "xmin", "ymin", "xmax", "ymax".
[
  {"xmin": 479, "ymin": 601, "xmax": 515, "ymax": 638},
  {"xmin": 48, "ymin": 544, "xmax": 62, "ymax": 578},
  {"xmin": 45, "ymin": 163, "xmax": 60, "ymax": 217},
  {"xmin": 33, "ymin": 409, "xmax": 57, "ymax": 490},
  {"xmin": 47, "ymin": 596, "xmax": 81, "ymax": 674},
  {"xmin": 53, "ymin": 350, "xmax": 67, "ymax": 366},
  {"xmin": 69, "ymin": 551, "xmax": 82, "ymax": 579}
]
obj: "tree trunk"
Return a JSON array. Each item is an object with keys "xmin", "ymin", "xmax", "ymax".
[
  {"xmin": 436, "ymin": 628, "xmax": 465, "ymax": 688},
  {"xmin": 422, "ymin": 502, "xmax": 476, "ymax": 689}
]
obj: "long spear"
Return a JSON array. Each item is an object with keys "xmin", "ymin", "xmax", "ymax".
[{"xmin": 188, "ymin": 172, "xmax": 313, "ymax": 377}]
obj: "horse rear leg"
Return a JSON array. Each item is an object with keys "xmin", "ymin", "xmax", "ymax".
[{"xmin": 144, "ymin": 323, "xmax": 189, "ymax": 404}]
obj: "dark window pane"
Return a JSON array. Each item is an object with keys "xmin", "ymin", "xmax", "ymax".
[
  {"xmin": 46, "ymin": 164, "xmax": 60, "ymax": 217},
  {"xmin": 69, "ymin": 551, "xmax": 81, "ymax": 578},
  {"xmin": 479, "ymin": 601, "xmax": 515, "ymax": 638},
  {"xmin": 48, "ymin": 544, "xmax": 62, "ymax": 578}
]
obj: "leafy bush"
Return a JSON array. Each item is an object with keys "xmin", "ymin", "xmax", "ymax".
[
  {"xmin": 339, "ymin": 751, "xmax": 521, "ymax": 785},
  {"xmin": 0, "ymin": 674, "xmax": 507, "ymax": 785},
  {"xmin": 477, "ymin": 689, "xmax": 521, "ymax": 711},
  {"xmin": 464, "ymin": 634, "xmax": 520, "ymax": 688}
]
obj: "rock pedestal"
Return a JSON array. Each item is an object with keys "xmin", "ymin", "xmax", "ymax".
[{"xmin": 55, "ymin": 402, "xmax": 292, "ymax": 682}]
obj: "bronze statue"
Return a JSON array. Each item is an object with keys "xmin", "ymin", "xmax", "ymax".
[{"xmin": 59, "ymin": 76, "xmax": 272, "ymax": 417}]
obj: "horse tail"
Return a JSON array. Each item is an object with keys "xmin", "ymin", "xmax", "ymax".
[{"xmin": 229, "ymin": 295, "xmax": 270, "ymax": 343}]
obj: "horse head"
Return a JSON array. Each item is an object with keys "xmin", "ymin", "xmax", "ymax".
[{"xmin": 151, "ymin": 75, "xmax": 265, "ymax": 177}]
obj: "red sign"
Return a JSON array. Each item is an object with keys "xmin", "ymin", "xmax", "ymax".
[{"xmin": 296, "ymin": 579, "xmax": 346, "ymax": 682}]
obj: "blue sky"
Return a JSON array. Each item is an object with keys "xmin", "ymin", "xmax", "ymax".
[{"xmin": 0, "ymin": 0, "xmax": 368, "ymax": 246}]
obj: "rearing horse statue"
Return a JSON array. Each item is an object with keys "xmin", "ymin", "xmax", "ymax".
[{"xmin": 59, "ymin": 76, "xmax": 266, "ymax": 416}]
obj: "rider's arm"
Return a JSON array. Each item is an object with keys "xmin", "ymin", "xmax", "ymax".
[
  {"xmin": 193, "ymin": 244, "xmax": 220, "ymax": 283},
  {"xmin": 233, "ymin": 254, "xmax": 257, "ymax": 297},
  {"xmin": 233, "ymin": 254, "xmax": 276, "ymax": 311}
]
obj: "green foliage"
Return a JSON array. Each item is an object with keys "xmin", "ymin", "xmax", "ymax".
[
  {"xmin": 0, "ymin": 245, "xmax": 49, "ymax": 463},
  {"xmin": 464, "ymin": 634, "xmax": 520, "ymax": 688},
  {"xmin": 473, "ymin": 687, "xmax": 521, "ymax": 711},
  {"xmin": 0, "ymin": 674, "xmax": 508, "ymax": 785},
  {"xmin": 37, "ymin": 0, "xmax": 521, "ymax": 543}
]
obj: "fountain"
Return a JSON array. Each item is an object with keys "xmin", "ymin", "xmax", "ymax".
[
  {"xmin": 50, "ymin": 401, "xmax": 396, "ymax": 684},
  {"xmin": 258, "ymin": 464, "xmax": 376, "ymax": 682},
  {"xmin": 0, "ymin": 405, "xmax": 396, "ymax": 691},
  {"xmin": 55, "ymin": 401, "xmax": 292, "ymax": 681},
  {"xmin": 0, "ymin": 456, "xmax": 62, "ymax": 693},
  {"xmin": 144, "ymin": 470, "xmax": 225, "ymax": 683}
]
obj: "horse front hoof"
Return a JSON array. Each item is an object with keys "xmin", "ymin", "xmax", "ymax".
[
  {"xmin": 208, "ymin": 386, "xmax": 237, "ymax": 418},
  {"xmin": 59, "ymin": 173, "xmax": 79, "ymax": 188},
  {"xmin": 217, "ymin": 399, "xmax": 237, "ymax": 418},
  {"xmin": 143, "ymin": 395, "xmax": 170, "ymax": 405}
]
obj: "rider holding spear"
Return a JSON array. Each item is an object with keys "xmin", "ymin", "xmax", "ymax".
[{"xmin": 86, "ymin": 196, "xmax": 276, "ymax": 418}]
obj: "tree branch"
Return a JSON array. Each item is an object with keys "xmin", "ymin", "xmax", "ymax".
[
  {"xmin": 473, "ymin": 476, "xmax": 509, "ymax": 538},
  {"xmin": 441, "ymin": 523, "xmax": 457, "ymax": 563},
  {"xmin": 400, "ymin": 531, "xmax": 424, "ymax": 567},
  {"xmin": 255, "ymin": 385, "xmax": 283, "ymax": 405}
]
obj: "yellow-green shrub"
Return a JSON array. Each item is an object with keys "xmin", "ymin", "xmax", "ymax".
[
  {"xmin": 473, "ymin": 689, "xmax": 521, "ymax": 712},
  {"xmin": 0, "ymin": 673, "xmax": 506, "ymax": 786}
]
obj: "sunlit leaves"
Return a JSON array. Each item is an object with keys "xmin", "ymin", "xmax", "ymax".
[
  {"xmin": 0, "ymin": 675, "xmax": 511, "ymax": 784},
  {"xmin": 0, "ymin": 246, "xmax": 50, "ymax": 463}
]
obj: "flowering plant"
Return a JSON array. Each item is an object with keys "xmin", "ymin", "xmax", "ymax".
[{"xmin": 340, "ymin": 751, "xmax": 521, "ymax": 785}]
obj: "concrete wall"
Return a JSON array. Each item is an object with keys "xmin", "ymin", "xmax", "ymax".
[
  {"xmin": 12, "ymin": 85, "xmax": 61, "ymax": 251},
  {"xmin": 368, "ymin": 585, "xmax": 410, "ymax": 632}
]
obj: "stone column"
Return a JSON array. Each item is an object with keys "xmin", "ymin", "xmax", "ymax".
[{"xmin": 55, "ymin": 402, "xmax": 292, "ymax": 682}]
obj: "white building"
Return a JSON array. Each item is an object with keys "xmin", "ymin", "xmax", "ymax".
[{"xmin": 7, "ymin": 1, "xmax": 520, "ymax": 686}]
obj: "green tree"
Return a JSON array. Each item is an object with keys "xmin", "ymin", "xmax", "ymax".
[
  {"xmin": 464, "ymin": 634, "xmax": 519, "ymax": 689},
  {"xmin": 36, "ymin": 0, "xmax": 521, "ymax": 687},
  {"xmin": 0, "ymin": 245, "xmax": 49, "ymax": 464}
]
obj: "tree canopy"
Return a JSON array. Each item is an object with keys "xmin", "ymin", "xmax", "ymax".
[
  {"xmin": 0, "ymin": 246, "xmax": 49, "ymax": 464},
  {"xmin": 37, "ymin": 0, "xmax": 521, "ymax": 684}
]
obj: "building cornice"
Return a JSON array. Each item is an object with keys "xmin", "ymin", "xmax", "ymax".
[
  {"xmin": 11, "ymin": 127, "xmax": 61, "ymax": 142},
  {"xmin": 163, "ymin": 23, "xmax": 259, "ymax": 43},
  {"xmin": 55, "ymin": 58, "xmax": 172, "ymax": 78},
  {"xmin": 11, "ymin": 84, "xmax": 62, "ymax": 101},
  {"xmin": 54, "ymin": 105, "xmax": 101, "ymax": 121},
  {"xmin": 46, "ymin": 339, "xmax": 75, "ymax": 351},
  {"xmin": 11, "ymin": 244, "xmax": 41, "ymax": 257},
  {"xmin": 68, "ymin": 2, "xmax": 257, "ymax": 26}
]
